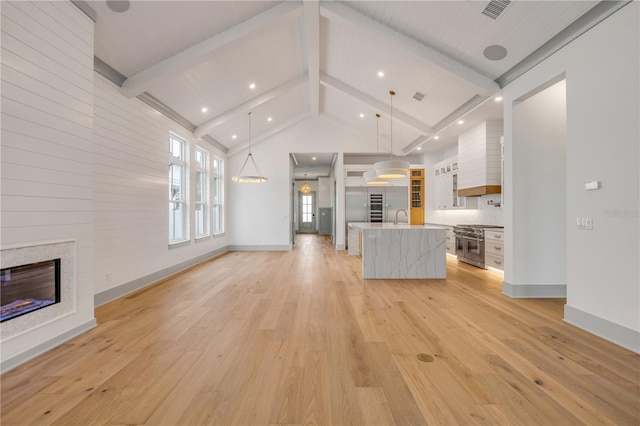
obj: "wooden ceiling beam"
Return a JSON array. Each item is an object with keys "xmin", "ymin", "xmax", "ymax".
[{"xmin": 121, "ymin": 2, "xmax": 303, "ymax": 98}]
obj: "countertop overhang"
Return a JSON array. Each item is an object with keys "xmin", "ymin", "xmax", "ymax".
[{"xmin": 349, "ymin": 222, "xmax": 449, "ymax": 230}]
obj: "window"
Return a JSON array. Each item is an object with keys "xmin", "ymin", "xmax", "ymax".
[
  {"xmin": 194, "ymin": 147, "xmax": 209, "ymax": 238},
  {"xmin": 169, "ymin": 134, "xmax": 187, "ymax": 242},
  {"xmin": 301, "ymin": 194, "xmax": 313, "ymax": 223},
  {"xmin": 213, "ymin": 156, "xmax": 224, "ymax": 234}
]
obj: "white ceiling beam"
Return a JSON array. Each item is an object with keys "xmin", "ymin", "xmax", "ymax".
[
  {"xmin": 401, "ymin": 135, "xmax": 429, "ymax": 155},
  {"xmin": 120, "ymin": 2, "xmax": 303, "ymax": 98},
  {"xmin": 228, "ymin": 111, "xmax": 311, "ymax": 157},
  {"xmin": 194, "ymin": 73, "xmax": 308, "ymax": 138},
  {"xmin": 320, "ymin": 72, "xmax": 434, "ymax": 136},
  {"xmin": 303, "ymin": 0, "xmax": 320, "ymax": 118},
  {"xmin": 320, "ymin": 2, "xmax": 500, "ymax": 94}
]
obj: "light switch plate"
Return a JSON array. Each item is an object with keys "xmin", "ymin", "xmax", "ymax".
[
  {"xmin": 584, "ymin": 181, "xmax": 600, "ymax": 190},
  {"xmin": 576, "ymin": 217, "xmax": 593, "ymax": 230}
]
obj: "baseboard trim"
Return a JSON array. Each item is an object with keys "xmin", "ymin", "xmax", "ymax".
[
  {"xmin": 502, "ymin": 281, "xmax": 567, "ymax": 298},
  {"xmin": 1, "ymin": 318, "xmax": 97, "ymax": 374},
  {"xmin": 228, "ymin": 245, "xmax": 291, "ymax": 251},
  {"xmin": 95, "ymin": 246, "xmax": 229, "ymax": 307},
  {"xmin": 336, "ymin": 244, "xmax": 345, "ymax": 250},
  {"xmin": 564, "ymin": 305, "xmax": 639, "ymax": 354}
]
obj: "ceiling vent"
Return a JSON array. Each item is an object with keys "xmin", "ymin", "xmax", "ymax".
[
  {"xmin": 412, "ymin": 92, "xmax": 425, "ymax": 102},
  {"xmin": 482, "ymin": 0, "xmax": 511, "ymax": 20}
]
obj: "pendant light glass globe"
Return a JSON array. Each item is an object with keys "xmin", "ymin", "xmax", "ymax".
[
  {"xmin": 374, "ymin": 90, "xmax": 410, "ymax": 179},
  {"xmin": 232, "ymin": 112, "xmax": 268, "ymax": 183}
]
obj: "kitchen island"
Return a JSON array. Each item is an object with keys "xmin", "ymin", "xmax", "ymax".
[{"xmin": 348, "ymin": 223, "xmax": 447, "ymax": 279}]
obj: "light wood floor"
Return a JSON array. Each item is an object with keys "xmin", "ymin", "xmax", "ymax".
[{"xmin": 2, "ymin": 235, "xmax": 639, "ymax": 425}]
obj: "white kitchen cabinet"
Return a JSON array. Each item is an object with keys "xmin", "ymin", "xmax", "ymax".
[
  {"xmin": 445, "ymin": 228, "xmax": 456, "ymax": 255},
  {"xmin": 484, "ymin": 229, "xmax": 504, "ymax": 271},
  {"xmin": 434, "ymin": 157, "xmax": 477, "ymax": 210}
]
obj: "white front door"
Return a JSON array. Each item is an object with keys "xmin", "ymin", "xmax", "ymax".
[{"xmin": 299, "ymin": 192, "xmax": 316, "ymax": 233}]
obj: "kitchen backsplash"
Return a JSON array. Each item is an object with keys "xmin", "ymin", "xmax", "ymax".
[{"xmin": 428, "ymin": 194, "xmax": 503, "ymax": 226}]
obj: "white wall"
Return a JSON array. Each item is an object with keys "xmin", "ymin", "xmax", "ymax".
[
  {"xmin": 0, "ymin": 1, "xmax": 96, "ymax": 366},
  {"xmin": 508, "ymin": 80, "xmax": 567, "ymax": 291},
  {"xmin": 93, "ymin": 74, "xmax": 228, "ymax": 297},
  {"xmin": 229, "ymin": 117, "xmax": 373, "ymax": 249},
  {"xmin": 503, "ymin": 2, "xmax": 639, "ymax": 351}
]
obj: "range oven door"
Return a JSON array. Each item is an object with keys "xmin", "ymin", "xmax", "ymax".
[
  {"xmin": 455, "ymin": 236, "xmax": 465, "ymax": 257},
  {"xmin": 463, "ymin": 237, "xmax": 484, "ymax": 264}
]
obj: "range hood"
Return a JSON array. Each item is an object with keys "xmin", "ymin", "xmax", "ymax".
[{"xmin": 457, "ymin": 120, "xmax": 503, "ymax": 197}]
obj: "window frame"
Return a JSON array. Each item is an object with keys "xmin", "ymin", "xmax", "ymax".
[
  {"xmin": 194, "ymin": 147, "xmax": 210, "ymax": 239},
  {"xmin": 212, "ymin": 156, "xmax": 225, "ymax": 235},
  {"xmin": 169, "ymin": 133, "xmax": 188, "ymax": 244}
]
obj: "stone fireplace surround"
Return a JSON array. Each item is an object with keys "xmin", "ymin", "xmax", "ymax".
[{"xmin": 1, "ymin": 240, "xmax": 77, "ymax": 342}]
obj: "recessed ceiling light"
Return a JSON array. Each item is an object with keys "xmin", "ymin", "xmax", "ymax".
[
  {"xmin": 312, "ymin": 157, "xmax": 317, "ymax": 160},
  {"xmin": 417, "ymin": 147, "xmax": 422, "ymax": 151},
  {"xmin": 201, "ymin": 107, "xmax": 208, "ymax": 113},
  {"xmin": 458, "ymin": 120, "xmax": 464, "ymax": 125},
  {"xmin": 359, "ymin": 113, "xmax": 365, "ymax": 118},
  {"xmin": 232, "ymin": 134, "xmax": 237, "ymax": 139},
  {"xmin": 434, "ymin": 135, "xmax": 440, "ymax": 140},
  {"xmin": 267, "ymin": 117, "xmax": 272, "ymax": 122},
  {"xmin": 377, "ymin": 71, "xmax": 384, "ymax": 77},
  {"xmin": 494, "ymin": 96, "xmax": 503, "ymax": 102},
  {"xmin": 249, "ymin": 83, "xmax": 256, "ymax": 89}
]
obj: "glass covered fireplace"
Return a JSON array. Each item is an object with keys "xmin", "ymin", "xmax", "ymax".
[{"xmin": 0, "ymin": 259, "xmax": 61, "ymax": 322}]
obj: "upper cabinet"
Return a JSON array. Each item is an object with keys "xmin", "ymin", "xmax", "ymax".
[
  {"xmin": 457, "ymin": 120, "xmax": 504, "ymax": 197},
  {"xmin": 433, "ymin": 157, "xmax": 477, "ymax": 210}
]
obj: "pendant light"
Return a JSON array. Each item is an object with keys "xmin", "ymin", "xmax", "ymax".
[
  {"xmin": 365, "ymin": 113, "xmax": 389, "ymax": 185},
  {"xmin": 299, "ymin": 174, "xmax": 312, "ymax": 194},
  {"xmin": 232, "ymin": 112, "xmax": 268, "ymax": 183},
  {"xmin": 374, "ymin": 90, "xmax": 410, "ymax": 179}
]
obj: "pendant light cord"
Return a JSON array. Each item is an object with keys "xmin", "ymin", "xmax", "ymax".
[
  {"xmin": 376, "ymin": 113, "xmax": 381, "ymax": 160},
  {"xmin": 389, "ymin": 90, "xmax": 395, "ymax": 159},
  {"xmin": 248, "ymin": 111, "xmax": 252, "ymax": 154}
]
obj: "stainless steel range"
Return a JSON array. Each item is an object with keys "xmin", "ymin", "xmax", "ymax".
[{"xmin": 453, "ymin": 225, "xmax": 504, "ymax": 268}]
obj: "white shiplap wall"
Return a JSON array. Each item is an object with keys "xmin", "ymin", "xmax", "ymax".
[
  {"xmin": 93, "ymin": 74, "xmax": 228, "ymax": 297},
  {"xmin": 457, "ymin": 120, "xmax": 503, "ymax": 191},
  {"xmin": 0, "ymin": 1, "xmax": 95, "ymax": 364}
]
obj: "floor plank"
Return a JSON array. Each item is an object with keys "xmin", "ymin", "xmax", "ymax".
[{"xmin": 2, "ymin": 234, "xmax": 638, "ymax": 425}]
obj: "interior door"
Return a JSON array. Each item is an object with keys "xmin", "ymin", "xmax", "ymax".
[{"xmin": 298, "ymin": 191, "xmax": 317, "ymax": 233}]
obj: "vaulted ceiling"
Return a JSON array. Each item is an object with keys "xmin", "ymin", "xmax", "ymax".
[{"xmin": 88, "ymin": 0, "xmax": 602, "ymax": 156}]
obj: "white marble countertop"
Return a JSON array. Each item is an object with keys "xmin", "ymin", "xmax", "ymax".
[{"xmin": 348, "ymin": 222, "xmax": 448, "ymax": 230}]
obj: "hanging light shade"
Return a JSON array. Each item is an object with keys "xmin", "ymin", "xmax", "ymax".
[
  {"xmin": 366, "ymin": 113, "xmax": 389, "ymax": 185},
  {"xmin": 232, "ymin": 112, "xmax": 268, "ymax": 183},
  {"xmin": 364, "ymin": 170, "xmax": 388, "ymax": 185},
  {"xmin": 374, "ymin": 91, "xmax": 410, "ymax": 179}
]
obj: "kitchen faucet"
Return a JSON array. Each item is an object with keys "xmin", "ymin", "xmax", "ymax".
[{"xmin": 394, "ymin": 209, "xmax": 408, "ymax": 225}]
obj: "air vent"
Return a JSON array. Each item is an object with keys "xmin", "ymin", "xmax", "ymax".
[
  {"xmin": 482, "ymin": 0, "xmax": 511, "ymax": 20},
  {"xmin": 413, "ymin": 92, "xmax": 425, "ymax": 101}
]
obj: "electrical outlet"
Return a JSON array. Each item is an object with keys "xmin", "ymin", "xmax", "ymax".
[{"xmin": 106, "ymin": 272, "xmax": 112, "ymax": 282}]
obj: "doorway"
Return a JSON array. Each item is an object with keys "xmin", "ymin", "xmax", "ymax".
[{"xmin": 298, "ymin": 191, "xmax": 317, "ymax": 233}]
